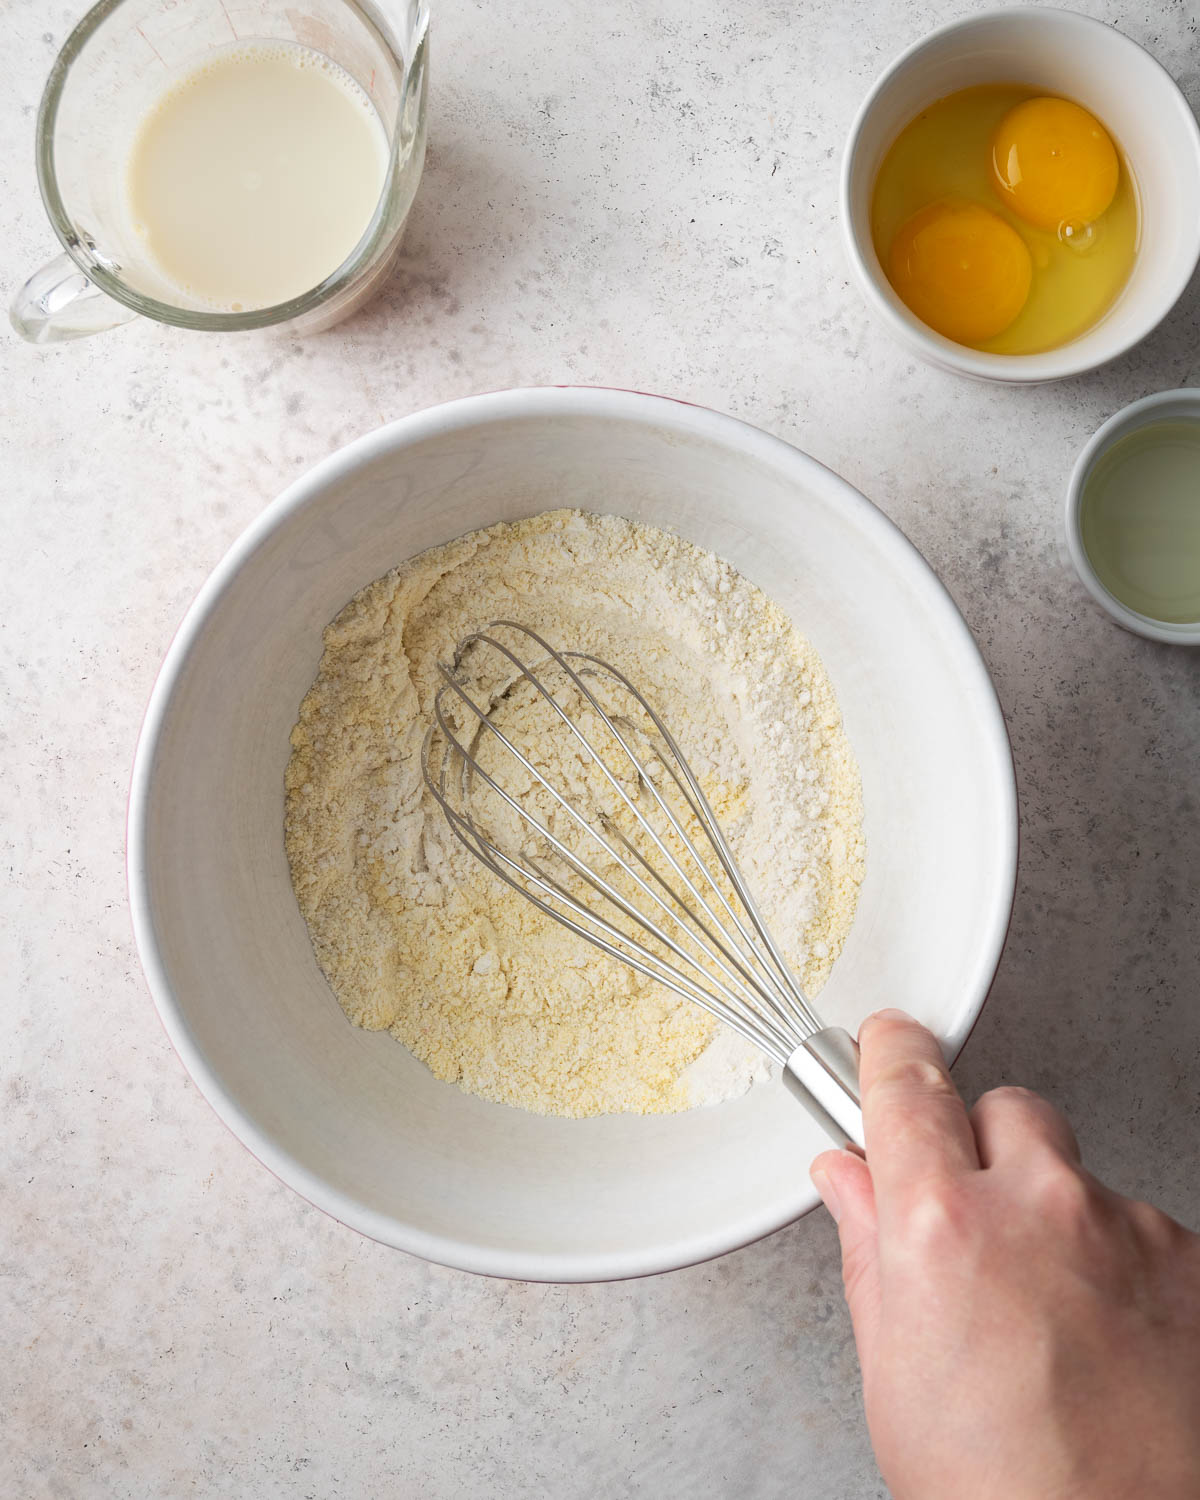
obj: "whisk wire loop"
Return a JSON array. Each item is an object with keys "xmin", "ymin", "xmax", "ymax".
[
  {"xmin": 432, "ymin": 630, "xmax": 805, "ymax": 1031},
  {"xmin": 469, "ymin": 624, "xmax": 822, "ymax": 1036},
  {"xmin": 429, "ymin": 683, "xmax": 785, "ymax": 1050},
  {"xmin": 432, "ymin": 797, "xmax": 790, "ymax": 1064},
  {"xmin": 421, "ymin": 621, "xmax": 848, "ymax": 1090},
  {"xmin": 559, "ymin": 645, "xmax": 826, "ymax": 1039}
]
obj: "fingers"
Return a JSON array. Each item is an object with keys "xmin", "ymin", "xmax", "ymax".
[
  {"xmin": 859, "ymin": 1010, "xmax": 979, "ymax": 1207},
  {"xmin": 812, "ymin": 1147, "xmax": 878, "ymax": 1229},
  {"xmin": 970, "ymin": 1085, "xmax": 1081, "ymax": 1169},
  {"xmin": 812, "ymin": 1148, "xmax": 881, "ymax": 1368}
]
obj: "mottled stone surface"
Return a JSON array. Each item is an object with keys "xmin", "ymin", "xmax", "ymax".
[{"xmin": 3, "ymin": 0, "xmax": 1199, "ymax": 1495}]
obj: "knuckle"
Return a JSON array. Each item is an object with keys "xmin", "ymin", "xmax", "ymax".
[
  {"xmin": 899, "ymin": 1178, "xmax": 969, "ymax": 1255},
  {"xmin": 974, "ymin": 1085, "xmax": 1080, "ymax": 1159},
  {"xmin": 872, "ymin": 1056, "xmax": 956, "ymax": 1099},
  {"xmin": 1029, "ymin": 1162, "xmax": 1098, "ymax": 1227}
]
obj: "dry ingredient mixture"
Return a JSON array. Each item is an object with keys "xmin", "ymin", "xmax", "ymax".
[{"xmin": 285, "ymin": 510, "xmax": 864, "ymax": 1117}]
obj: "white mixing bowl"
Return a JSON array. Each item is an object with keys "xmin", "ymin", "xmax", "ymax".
[{"xmin": 128, "ymin": 387, "xmax": 1016, "ymax": 1282}]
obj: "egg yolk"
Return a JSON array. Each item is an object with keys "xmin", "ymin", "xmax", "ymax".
[
  {"xmin": 992, "ymin": 96, "xmax": 1119, "ymax": 231},
  {"xmin": 887, "ymin": 201, "xmax": 1033, "ymax": 344}
]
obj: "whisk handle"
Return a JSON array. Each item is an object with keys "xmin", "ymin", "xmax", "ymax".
[{"xmin": 783, "ymin": 1028, "xmax": 865, "ymax": 1152}]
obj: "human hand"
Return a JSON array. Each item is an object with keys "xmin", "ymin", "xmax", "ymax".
[{"xmin": 810, "ymin": 1009, "xmax": 1200, "ymax": 1500}]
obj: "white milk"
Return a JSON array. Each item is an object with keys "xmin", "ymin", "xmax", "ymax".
[{"xmin": 125, "ymin": 43, "xmax": 390, "ymax": 311}]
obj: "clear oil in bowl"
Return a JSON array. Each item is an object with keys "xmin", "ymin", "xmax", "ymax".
[{"xmin": 1079, "ymin": 420, "xmax": 1200, "ymax": 625}]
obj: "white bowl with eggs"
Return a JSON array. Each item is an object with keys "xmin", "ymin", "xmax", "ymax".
[
  {"xmin": 841, "ymin": 7, "xmax": 1200, "ymax": 383},
  {"xmin": 128, "ymin": 387, "xmax": 1017, "ymax": 1281}
]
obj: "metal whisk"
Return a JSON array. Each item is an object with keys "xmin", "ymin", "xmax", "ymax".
[{"xmin": 421, "ymin": 621, "xmax": 864, "ymax": 1149}]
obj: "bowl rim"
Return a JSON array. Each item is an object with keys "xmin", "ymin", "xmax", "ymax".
[
  {"xmin": 126, "ymin": 385, "xmax": 1019, "ymax": 1282},
  {"xmin": 1064, "ymin": 387, "xmax": 1200, "ymax": 643},
  {"xmin": 839, "ymin": 5, "xmax": 1200, "ymax": 385}
]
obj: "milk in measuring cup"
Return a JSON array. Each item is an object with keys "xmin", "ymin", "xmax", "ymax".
[{"xmin": 125, "ymin": 42, "xmax": 389, "ymax": 311}]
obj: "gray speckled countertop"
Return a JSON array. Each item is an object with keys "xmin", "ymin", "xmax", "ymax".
[{"xmin": 4, "ymin": 0, "xmax": 1199, "ymax": 1495}]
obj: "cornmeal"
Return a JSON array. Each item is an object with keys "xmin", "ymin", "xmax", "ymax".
[{"xmin": 285, "ymin": 510, "xmax": 863, "ymax": 1116}]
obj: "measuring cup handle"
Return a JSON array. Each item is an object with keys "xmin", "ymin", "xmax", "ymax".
[{"xmin": 10, "ymin": 251, "xmax": 139, "ymax": 344}]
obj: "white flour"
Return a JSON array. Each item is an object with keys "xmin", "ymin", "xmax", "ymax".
[{"xmin": 285, "ymin": 509, "xmax": 863, "ymax": 1116}]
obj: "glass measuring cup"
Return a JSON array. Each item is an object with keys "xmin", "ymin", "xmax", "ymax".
[{"xmin": 11, "ymin": 0, "xmax": 428, "ymax": 344}]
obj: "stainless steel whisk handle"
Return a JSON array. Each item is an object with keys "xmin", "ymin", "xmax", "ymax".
[{"xmin": 782, "ymin": 1027, "xmax": 865, "ymax": 1152}]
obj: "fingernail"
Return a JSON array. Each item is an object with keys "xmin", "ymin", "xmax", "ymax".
[
  {"xmin": 867, "ymin": 1007, "xmax": 910, "ymax": 1025},
  {"xmin": 811, "ymin": 1165, "xmax": 842, "ymax": 1223}
]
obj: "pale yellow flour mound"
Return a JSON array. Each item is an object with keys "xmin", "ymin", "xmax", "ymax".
[{"xmin": 284, "ymin": 510, "xmax": 863, "ymax": 1117}]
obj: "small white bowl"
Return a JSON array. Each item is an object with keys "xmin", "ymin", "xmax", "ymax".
[
  {"xmin": 1065, "ymin": 388, "xmax": 1200, "ymax": 644},
  {"xmin": 127, "ymin": 387, "xmax": 1017, "ymax": 1281},
  {"xmin": 841, "ymin": 8, "xmax": 1200, "ymax": 383}
]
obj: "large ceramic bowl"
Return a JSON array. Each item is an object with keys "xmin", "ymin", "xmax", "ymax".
[{"xmin": 128, "ymin": 387, "xmax": 1017, "ymax": 1282}]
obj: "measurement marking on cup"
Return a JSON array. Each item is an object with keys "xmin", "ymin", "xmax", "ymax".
[{"xmin": 135, "ymin": 24, "xmax": 166, "ymax": 66}]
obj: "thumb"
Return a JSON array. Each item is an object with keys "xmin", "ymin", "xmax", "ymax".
[{"xmin": 811, "ymin": 1149, "xmax": 881, "ymax": 1370}]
